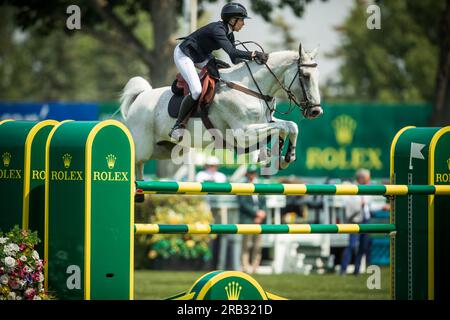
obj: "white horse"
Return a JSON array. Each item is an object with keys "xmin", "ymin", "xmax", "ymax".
[{"xmin": 120, "ymin": 45, "xmax": 323, "ymax": 180}]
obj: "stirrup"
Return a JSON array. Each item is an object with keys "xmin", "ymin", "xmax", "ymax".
[{"xmin": 169, "ymin": 124, "xmax": 185, "ymax": 142}]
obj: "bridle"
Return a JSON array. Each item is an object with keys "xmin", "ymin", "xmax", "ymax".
[
  {"xmin": 266, "ymin": 54, "xmax": 320, "ymax": 117},
  {"xmin": 235, "ymin": 41, "xmax": 320, "ymax": 117}
]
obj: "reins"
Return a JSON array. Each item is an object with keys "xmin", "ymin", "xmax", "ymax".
[{"xmin": 230, "ymin": 41, "xmax": 319, "ymax": 116}]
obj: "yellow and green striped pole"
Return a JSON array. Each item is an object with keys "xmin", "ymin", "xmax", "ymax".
[
  {"xmin": 136, "ymin": 181, "xmax": 450, "ymax": 196},
  {"xmin": 135, "ymin": 223, "xmax": 396, "ymax": 235}
]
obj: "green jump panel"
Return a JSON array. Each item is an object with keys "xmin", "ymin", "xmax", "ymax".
[
  {"xmin": 45, "ymin": 120, "xmax": 134, "ymax": 300},
  {"xmin": 0, "ymin": 120, "xmax": 25, "ymax": 230},
  {"xmin": 0, "ymin": 120, "xmax": 57, "ymax": 256},
  {"xmin": 391, "ymin": 126, "xmax": 450, "ymax": 300},
  {"xmin": 42, "ymin": 122, "xmax": 448, "ymax": 301}
]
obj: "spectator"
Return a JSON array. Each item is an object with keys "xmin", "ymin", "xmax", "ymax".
[
  {"xmin": 237, "ymin": 165, "xmax": 267, "ymax": 274},
  {"xmin": 340, "ymin": 169, "xmax": 390, "ymax": 275},
  {"xmin": 195, "ymin": 156, "xmax": 227, "ymax": 183},
  {"xmin": 278, "ymin": 177, "xmax": 308, "ymax": 223},
  {"xmin": 278, "ymin": 176, "xmax": 323, "ymax": 223}
]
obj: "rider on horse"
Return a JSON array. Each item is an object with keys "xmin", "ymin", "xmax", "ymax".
[{"xmin": 169, "ymin": 2, "xmax": 269, "ymax": 142}]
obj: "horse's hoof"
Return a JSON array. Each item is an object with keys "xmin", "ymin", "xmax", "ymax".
[
  {"xmin": 169, "ymin": 136, "xmax": 182, "ymax": 143},
  {"xmin": 257, "ymin": 156, "xmax": 271, "ymax": 167},
  {"xmin": 135, "ymin": 193, "xmax": 145, "ymax": 203},
  {"xmin": 285, "ymin": 154, "xmax": 296, "ymax": 163},
  {"xmin": 279, "ymin": 156, "xmax": 289, "ymax": 170}
]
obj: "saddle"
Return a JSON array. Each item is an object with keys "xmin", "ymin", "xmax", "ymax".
[{"xmin": 168, "ymin": 60, "xmax": 222, "ymax": 121}]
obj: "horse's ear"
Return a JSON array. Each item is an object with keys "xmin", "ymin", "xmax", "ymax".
[
  {"xmin": 310, "ymin": 47, "xmax": 319, "ymax": 59},
  {"xmin": 298, "ymin": 43, "xmax": 307, "ymax": 60}
]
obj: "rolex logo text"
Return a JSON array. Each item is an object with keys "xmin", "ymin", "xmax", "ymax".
[
  {"xmin": 50, "ymin": 153, "xmax": 83, "ymax": 181},
  {"xmin": 51, "ymin": 170, "xmax": 83, "ymax": 181},
  {"xmin": 93, "ymin": 154, "xmax": 128, "ymax": 181},
  {"xmin": 32, "ymin": 170, "xmax": 46, "ymax": 180},
  {"xmin": 306, "ymin": 115, "xmax": 383, "ymax": 171},
  {"xmin": 93, "ymin": 171, "xmax": 129, "ymax": 181},
  {"xmin": 434, "ymin": 158, "xmax": 450, "ymax": 182},
  {"xmin": 0, "ymin": 152, "xmax": 22, "ymax": 180},
  {"xmin": 0, "ymin": 169, "xmax": 22, "ymax": 180}
]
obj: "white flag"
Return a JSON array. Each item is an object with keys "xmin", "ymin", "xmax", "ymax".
[{"xmin": 409, "ymin": 142, "xmax": 425, "ymax": 170}]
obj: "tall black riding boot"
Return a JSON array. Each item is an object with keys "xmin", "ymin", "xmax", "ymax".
[{"xmin": 169, "ymin": 94, "xmax": 198, "ymax": 142}]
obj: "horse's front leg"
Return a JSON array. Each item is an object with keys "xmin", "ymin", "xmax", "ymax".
[
  {"xmin": 238, "ymin": 122, "xmax": 290, "ymax": 168},
  {"xmin": 257, "ymin": 145, "xmax": 271, "ymax": 165},
  {"xmin": 134, "ymin": 161, "xmax": 145, "ymax": 202},
  {"xmin": 257, "ymin": 136, "xmax": 284, "ymax": 166},
  {"xmin": 272, "ymin": 119, "xmax": 298, "ymax": 165},
  {"xmin": 284, "ymin": 140, "xmax": 295, "ymax": 162}
]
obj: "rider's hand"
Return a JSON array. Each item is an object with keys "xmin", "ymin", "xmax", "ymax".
[{"xmin": 254, "ymin": 51, "xmax": 269, "ymax": 64}]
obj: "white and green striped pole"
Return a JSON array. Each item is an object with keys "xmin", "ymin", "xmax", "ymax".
[
  {"xmin": 135, "ymin": 223, "xmax": 396, "ymax": 235},
  {"xmin": 136, "ymin": 181, "xmax": 450, "ymax": 196}
]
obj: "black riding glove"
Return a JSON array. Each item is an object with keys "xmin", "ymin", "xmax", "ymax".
[{"xmin": 254, "ymin": 51, "xmax": 269, "ymax": 64}]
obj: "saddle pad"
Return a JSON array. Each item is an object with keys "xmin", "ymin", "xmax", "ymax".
[{"xmin": 168, "ymin": 94, "xmax": 203, "ymax": 119}]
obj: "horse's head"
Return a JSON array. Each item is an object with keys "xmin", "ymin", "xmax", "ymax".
[{"xmin": 283, "ymin": 44, "xmax": 323, "ymax": 119}]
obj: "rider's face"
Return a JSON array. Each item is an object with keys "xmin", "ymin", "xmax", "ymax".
[{"xmin": 233, "ymin": 18, "xmax": 245, "ymax": 32}]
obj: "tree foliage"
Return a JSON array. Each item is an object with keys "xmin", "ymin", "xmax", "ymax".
[
  {"xmin": 325, "ymin": 0, "xmax": 445, "ymax": 103},
  {"xmin": 0, "ymin": 6, "xmax": 148, "ymax": 101},
  {"xmin": 1, "ymin": 0, "xmax": 316, "ymax": 101}
]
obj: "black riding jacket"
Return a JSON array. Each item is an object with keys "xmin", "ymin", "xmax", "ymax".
[{"xmin": 179, "ymin": 21, "xmax": 253, "ymax": 64}]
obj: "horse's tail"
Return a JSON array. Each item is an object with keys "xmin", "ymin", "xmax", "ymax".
[{"xmin": 120, "ymin": 76, "xmax": 152, "ymax": 119}]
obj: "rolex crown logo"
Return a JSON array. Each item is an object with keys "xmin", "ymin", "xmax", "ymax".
[
  {"xmin": 332, "ymin": 115, "xmax": 357, "ymax": 146},
  {"xmin": 62, "ymin": 153, "xmax": 72, "ymax": 169},
  {"xmin": 447, "ymin": 158, "xmax": 450, "ymax": 170},
  {"xmin": 2, "ymin": 152, "xmax": 11, "ymax": 167},
  {"xmin": 106, "ymin": 154, "xmax": 117, "ymax": 169},
  {"xmin": 225, "ymin": 281, "xmax": 242, "ymax": 300}
]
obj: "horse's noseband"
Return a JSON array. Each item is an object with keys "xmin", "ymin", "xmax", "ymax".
[{"xmin": 287, "ymin": 61, "xmax": 320, "ymax": 113}]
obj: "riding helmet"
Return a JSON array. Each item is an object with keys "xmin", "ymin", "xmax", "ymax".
[{"xmin": 221, "ymin": 2, "xmax": 251, "ymax": 22}]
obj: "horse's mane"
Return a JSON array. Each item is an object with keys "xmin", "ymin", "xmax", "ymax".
[{"xmin": 219, "ymin": 50, "xmax": 299, "ymax": 75}]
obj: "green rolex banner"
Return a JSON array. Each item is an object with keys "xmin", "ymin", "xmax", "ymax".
[{"xmin": 276, "ymin": 103, "xmax": 431, "ymax": 178}]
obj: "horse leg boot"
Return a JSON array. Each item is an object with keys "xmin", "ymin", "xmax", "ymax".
[{"xmin": 169, "ymin": 94, "xmax": 198, "ymax": 142}]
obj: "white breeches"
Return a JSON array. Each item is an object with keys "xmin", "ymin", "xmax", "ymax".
[{"xmin": 174, "ymin": 44, "xmax": 209, "ymax": 100}]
